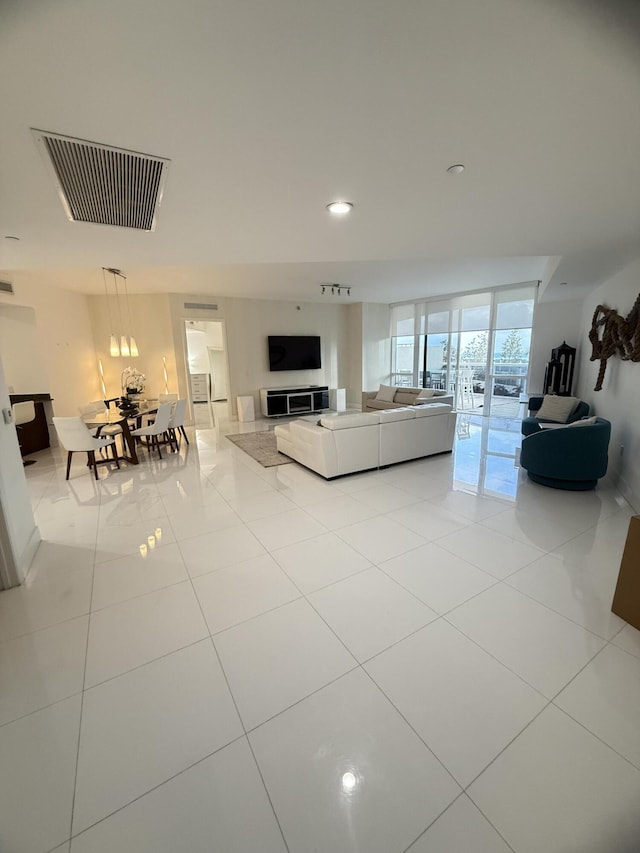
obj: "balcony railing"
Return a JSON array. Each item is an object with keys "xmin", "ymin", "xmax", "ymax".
[{"xmin": 390, "ymin": 372, "xmax": 415, "ymax": 387}]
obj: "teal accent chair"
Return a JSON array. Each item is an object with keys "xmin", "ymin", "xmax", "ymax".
[
  {"xmin": 520, "ymin": 417, "xmax": 611, "ymax": 490},
  {"xmin": 521, "ymin": 395, "xmax": 591, "ymax": 437}
]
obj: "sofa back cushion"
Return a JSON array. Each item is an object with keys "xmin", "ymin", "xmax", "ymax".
[
  {"xmin": 393, "ymin": 390, "xmax": 418, "ymax": 405},
  {"xmin": 535, "ymin": 395, "xmax": 579, "ymax": 423},
  {"xmin": 319, "ymin": 413, "xmax": 379, "ymax": 430},
  {"xmin": 375, "ymin": 384, "xmax": 397, "ymax": 402},
  {"xmin": 413, "ymin": 403, "xmax": 452, "ymax": 417},
  {"xmin": 416, "ymin": 388, "xmax": 436, "ymax": 400}
]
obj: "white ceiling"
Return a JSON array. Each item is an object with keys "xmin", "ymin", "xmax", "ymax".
[{"xmin": 1, "ymin": 0, "xmax": 639, "ymax": 303}]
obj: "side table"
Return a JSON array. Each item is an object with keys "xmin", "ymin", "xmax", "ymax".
[
  {"xmin": 329, "ymin": 388, "xmax": 346, "ymax": 412},
  {"xmin": 237, "ymin": 395, "xmax": 255, "ymax": 423}
]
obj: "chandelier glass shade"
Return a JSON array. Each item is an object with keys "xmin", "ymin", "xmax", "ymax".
[{"xmin": 102, "ymin": 267, "xmax": 140, "ymax": 358}]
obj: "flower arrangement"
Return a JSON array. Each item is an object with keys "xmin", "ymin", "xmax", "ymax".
[{"xmin": 121, "ymin": 366, "xmax": 146, "ymax": 395}]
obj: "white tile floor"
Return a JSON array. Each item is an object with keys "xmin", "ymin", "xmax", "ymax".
[{"xmin": 2, "ymin": 410, "xmax": 640, "ymax": 852}]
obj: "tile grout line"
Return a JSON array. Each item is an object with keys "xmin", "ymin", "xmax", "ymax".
[
  {"xmin": 242, "ymin": 664, "xmax": 362, "ymax": 737},
  {"xmin": 16, "ymin": 427, "xmax": 639, "ymax": 851},
  {"xmin": 549, "ymin": 701, "xmax": 640, "ymax": 774},
  {"xmin": 175, "ymin": 532, "xmax": 292, "ymax": 853},
  {"xmin": 400, "ymin": 790, "xmax": 518, "ymax": 853},
  {"xmin": 439, "ymin": 605, "xmax": 594, "ymax": 703},
  {"xmin": 242, "ymin": 556, "xmax": 474, "ymax": 844},
  {"xmin": 499, "ymin": 575, "xmax": 620, "ymax": 642},
  {"xmin": 70, "ymin": 488, "xmax": 618, "ymax": 750},
  {"xmin": 66, "ymin": 733, "xmax": 247, "ymax": 845},
  {"xmin": 67, "ymin": 472, "xmax": 103, "ymax": 847},
  {"xmin": 0, "ymin": 606, "xmax": 93, "ymax": 650}
]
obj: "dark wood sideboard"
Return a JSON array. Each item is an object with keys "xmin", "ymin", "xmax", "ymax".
[{"xmin": 9, "ymin": 393, "xmax": 53, "ymax": 456}]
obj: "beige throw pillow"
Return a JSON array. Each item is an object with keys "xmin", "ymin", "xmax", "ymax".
[
  {"xmin": 375, "ymin": 384, "xmax": 397, "ymax": 403},
  {"xmin": 416, "ymin": 388, "xmax": 436, "ymax": 400},
  {"xmin": 536, "ymin": 395, "xmax": 579, "ymax": 423}
]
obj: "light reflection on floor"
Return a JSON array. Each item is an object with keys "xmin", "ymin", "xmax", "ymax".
[{"xmin": 453, "ymin": 414, "xmax": 523, "ymax": 501}]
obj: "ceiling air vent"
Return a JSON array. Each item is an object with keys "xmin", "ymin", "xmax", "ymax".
[
  {"xmin": 0, "ymin": 281, "xmax": 14, "ymax": 294},
  {"xmin": 184, "ymin": 302, "xmax": 218, "ymax": 311},
  {"xmin": 32, "ymin": 129, "xmax": 171, "ymax": 231}
]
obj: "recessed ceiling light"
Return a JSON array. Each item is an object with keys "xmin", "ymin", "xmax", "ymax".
[
  {"xmin": 446, "ymin": 164, "xmax": 465, "ymax": 174},
  {"xmin": 326, "ymin": 201, "xmax": 353, "ymax": 216}
]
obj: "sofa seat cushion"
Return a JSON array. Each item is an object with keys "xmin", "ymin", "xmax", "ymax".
[
  {"xmin": 319, "ymin": 412, "xmax": 379, "ymax": 430},
  {"xmin": 413, "ymin": 403, "xmax": 452, "ymax": 417},
  {"xmin": 366, "ymin": 398, "xmax": 399, "ymax": 410}
]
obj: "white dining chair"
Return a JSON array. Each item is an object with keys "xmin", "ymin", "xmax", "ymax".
[
  {"xmin": 168, "ymin": 398, "xmax": 189, "ymax": 447},
  {"xmin": 53, "ymin": 416, "xmax": 120, "ymax": 480},
  {"xmin": 131, "ymin": 402, "xmax": 173, "ymax": 459},
  {"xmin": 79, "ymin": 400, "xmax": 123, "ymax": 449}
]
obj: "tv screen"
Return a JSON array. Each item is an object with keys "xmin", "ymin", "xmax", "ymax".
[{"xmin": 268, "ymin": 336, "xmax": 321, "ymax": 371}]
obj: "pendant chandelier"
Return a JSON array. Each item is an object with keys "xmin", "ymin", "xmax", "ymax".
[{"xmin": 102, "ymin": 267, "xmax": 139, "ymax": 357}]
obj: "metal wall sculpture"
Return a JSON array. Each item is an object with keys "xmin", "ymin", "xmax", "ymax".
[{"xmin": 589, "ymin": 293, "xmax": 640, "ymax": 391}]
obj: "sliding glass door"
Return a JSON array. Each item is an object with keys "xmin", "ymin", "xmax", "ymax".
[
  {"xmin": 391, "ymin": 284, "xmax": 537, "ymax": 416},
  {"xmin": 486, "ymin": 289, "xmax": 534, "ymax": 416}
]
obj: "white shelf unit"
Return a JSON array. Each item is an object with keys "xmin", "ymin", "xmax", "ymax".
[{"xmin": 190, "ymin": 373, "xmax": 209, "ymax": 402}]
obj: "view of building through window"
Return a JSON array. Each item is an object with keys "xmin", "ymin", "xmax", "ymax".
[{"xmin": 390, "ymin": 286, "xmax": 536, "ymax": 416}]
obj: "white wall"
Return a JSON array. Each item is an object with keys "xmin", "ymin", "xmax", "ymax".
[
  {"xmin": 528, "ymin": 298, "xmax": 583, "ymax": 395},
  {"xmin": 577, "ymin": 257, "xmax": 640, "ymax": 511},
  {"xmin": 0, "ymin": 280, "xmax": 99, "ymax": 416},
  {"xmin": 0, "ymin": 304, "xmax": 48, "ymax": 393},
  {"xmin": 362, "ymin": 303, "xmax": 391, "ymax": 392},
  {"xmin": 88, "ymin": 293, "xmax": 178, "ymax": 403},
  {"xmin": 88, "ymin": 290, "xmax": 389, "ymax": 418},
  {"xmin": 225, "ymin": 298, "xmax": 344, "ymax": 409},
  {"xmin": 344, "ymin": 304, "xmax": 363, "ymax": 408},
  {"xmin": 169, "ymin": 294, "xmax": 347, "ymax": 418},
  {"xmin": 0, "ymin": 356, "xmax": 40, "ymax": 586}
]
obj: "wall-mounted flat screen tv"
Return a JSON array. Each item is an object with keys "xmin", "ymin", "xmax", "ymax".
[{"xmin": 268, "ymin": 335, "xmax": 321, "ymax": 371}]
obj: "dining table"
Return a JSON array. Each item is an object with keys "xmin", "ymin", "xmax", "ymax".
[{"xmin": 83, "ymin": 400, "xmax": 159, "ymax": 465}]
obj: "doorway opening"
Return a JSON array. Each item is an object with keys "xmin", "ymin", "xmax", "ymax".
[{"xmin": 184, "ymin": 320, "xmax": 229, "ymax": 428}]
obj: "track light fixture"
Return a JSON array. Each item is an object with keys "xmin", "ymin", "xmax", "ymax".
[{"xmin": 320, "ymin": 283, "xmax": 351, "ymax": 297}]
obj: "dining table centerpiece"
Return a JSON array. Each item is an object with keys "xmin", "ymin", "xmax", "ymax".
[{"xmin": 121, "ymin": 366, "xmax": 146, "ymax": 399}]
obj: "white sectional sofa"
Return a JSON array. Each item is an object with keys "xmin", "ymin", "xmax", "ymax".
[
  {"xmin": 362, "ymin": 386, "xmax": 454, "ymax": 411},
  {"xmin": 274, "ymin": 403, "xmax": 456, "ymax": 479}
]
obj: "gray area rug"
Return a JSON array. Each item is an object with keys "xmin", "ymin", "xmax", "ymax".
[{"xmin": 226, "ymin": 429, "xmax": 293, "ymax": 467}]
